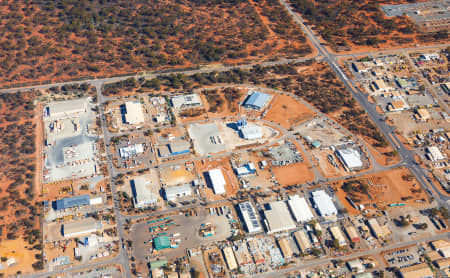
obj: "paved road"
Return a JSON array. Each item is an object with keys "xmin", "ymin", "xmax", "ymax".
[
  {"xmin": 0, "ymin": 56, "xmax": 319, "ymax": 94},
  {"xmin": 336, "ymin": 43, "xmax": 450, "ymax": 58},
  {"xmin": 7, "ymin": 4, "xmax": 449, "ymax": 277},
  {"xmin": 279, "ymin": 0, "xmax": 450, "ymax": 207}
]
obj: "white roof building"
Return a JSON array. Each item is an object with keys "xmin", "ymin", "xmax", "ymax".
[
  {"xmin": 312, "ymin": 190, "xmax": 338, "ymax": 217},
  {"xmin": 62, "ymin": 218, "xmax": 101, "ymax": 238},
  {"xmin": 336, "ymin": 148, "xmax": 363, "ymax": 170},
  {"xmin": 420, "ymin": 53, "xmax": 440, "ymax": 61},
  {"xmin": 46, "ymin": 98, "xmax": 87, "ymax": 119},
  {"xmin": 119, "ymin": 144, "xmax": 144, "ymax": 158},
  {"xmin": 124, "ymin": 101, "xmax": 145, "ymax": 125},
  {"xmin": 164, "ymin": 184, "xmax": 192, "ymax": 201},
  {"xmin": 237, "ymin": 201, "xmax": 262, "ymax": 233},
  {"xmin": 264, "ymin": 201, "xmax": 296, "ymax": 234},
  {"xmin": 239, "ymin": 125, "xmax": 263, "ymax": 140},
  {"xmin": 207, "ymin": 169, "xmax": 226, "ymax": 195},
  {"xmin": 330, "ymin": 226, "xmax": 347, "ymax": 247},
  {"xmin": 426, "ymin": 146, "xmax": 445, "ymax": 161},
  {"xmin": 131, "ymin": 176, "xmax": 159, "ymax": 208},
  {"xmin": 287, "ymin": 195, "xmax": 314, "ymax": 223},
  {"xmin": 171, "ymin": 94, "xmax": 202, "ymax": 109},
  {"xmin": 293, "ymin": 230, "xmax": 312, "ymax": 253}
]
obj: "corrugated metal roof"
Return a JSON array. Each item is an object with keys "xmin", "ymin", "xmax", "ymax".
[
  {"xmin": 244, "ymin": 92, "xmax": 271, "ymax": 109},
  {"xmin": 154, "ymin": 236, "xmax": 171, "ymax": 250},
  {"xmin": 55, "ymin": 195, "xmax": 90, "ymax": 210}
]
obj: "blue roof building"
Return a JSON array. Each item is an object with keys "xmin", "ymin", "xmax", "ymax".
[
  {"xmin": 54, "ymin": 195, "xmax": 90, "ymax": 210},
  {"xmin": 243, "ymin": 92, "xmax": 271, "ymax": 110}
]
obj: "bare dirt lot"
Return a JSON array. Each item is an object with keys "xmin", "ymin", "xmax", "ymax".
[
  {"xmin": 334, "ymin": 167, "xmax": 429, "ymax": 215},
  {"xmin": 264, "ymin": 94, "xmax": 316, "ymax": 129},
  {"xmin": 272, "ymin": 162, "xmax": 315, "ymax": 186}
]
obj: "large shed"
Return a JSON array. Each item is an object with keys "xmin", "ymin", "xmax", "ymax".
[
  {"xmin": 62, "ymin": 218, "xmax": 101, "ymax": 238},
  {"xmin": 263, "ymin": 201, "xmax": 296, "ymax": 234},
  {"xmin": 287, "ymin": 195, "xmax": 314, "ymax": 223},
  {"xmin": 54, "ymin": 194, "xmax": 90, "ymax": 210},
  {"xmin": 207, "ymin": 169, "xmax": 226, "ymax": 195},
  {"xmin": 243, "ymin": 91, "xmax": 271, "ymax": 110},
  {"xmin": 131, "ymin": 176, "xmax": 159, "ymax": 208},
  {"xmin": 311, "ymin": 190, "xmax": 337, "ymax": 216},
  {"xmin": 124, "ymin": 101, "xmax": 145, "ymax": 124},
  {"xmin": 154, "ymin": 236, "xmax": 171, "ymax": 250},
  {"xmin": 237, "ymin": 201, "xmax": 261, "ymax": 233}
]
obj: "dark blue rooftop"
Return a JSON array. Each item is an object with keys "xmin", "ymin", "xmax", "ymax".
[{"xmin": 54, "ymin": 194, "xmax": 90, "ymax": 210}]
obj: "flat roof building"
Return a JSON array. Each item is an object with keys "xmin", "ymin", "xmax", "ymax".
[
  {"xmin": 164, "ymin": 184, "xmax": 192, "ymax": 201},
  {"xmin": 330, "ymin": 226, "xmax": 347, "ymax": 247},
  {"xmin": 399, "ymin": 263, "xmax": 433, "ymax": 278},
  {"xmin": 54, "ymin": 194, "xmax": 90, "ymax": 210},
  {"xmin": 62, "ymin": 218, "xmax": 101, "ymax": 238},
  {"xmin": 237, "ymin": 201, "xmax": 262, "ymax": 233},
  {"xmin": 46, "ymin": 98, "xmax": 87, "ymax": 119},
  {"xmin": 415, "ymin": 109, "xmax": 431, "ymax": 121},
  {"xmin": 387, "ymin": 100, "xmax": 409, "ymax": 112},
  {"xmin": 277, "ymin": 238, "xmax": 293, "ymax": 259},
  {"xmin": 431, "ymin": 240, "xmax": 450, "ymax": 251},
  {"xmin": 119, "ymin": 144, "xmax": 144, "ymax": 158},
  {"xmin": 435, "ymin": 257, "xmax": 450, "ymax": 269},
  {"xmin": 154, "ymin": 236, "xmax": 171, "ymax": 250},
  {"xmin": 222, "ymin": 246, "xmax": 238, "ymax": 270},
  {"xmin": 372, "ymin": 79, "xmax": 393, "ymax": 93},
  {"xmin": 239, "ymin": 125, "xmax": 263, "ymax": 140},
  {"xmin": 159, "ymin": 140, "xmax": 191, "ymax": 157},
  {"xmin": 234, "ymin": 162, "xmax": 256, "ymax": 177},
  {"xmin": 264, "ymin": 201, "xmax": 296, "ymax": 234},
  {"xmin": 344, "ymin": 225, "xmax": 360, "ymax": 243},
  {"xmin": 368, "ymin": 218, "xmax": 389, "ymax": 238},
  {"xmin": 426, "ymin": 146, "xmax": 445, "ymax": 161},
  {"xmin": 207, "ymin": 169, "xmax": 226, "ymax": 195},
  {"xmin": 287, "ymin": 195, "xmax": 314, "ymax": 223},
  {"xmin": 347, "ymin": 259, "xmax": 364, "ymax": 273},
  {"xmin": 171, "ymin": 94, "xmax": 202, "ymax": 109},
  {"xmin": 243, "ymin": 91, "xmax": 271, "ymax": 110},
  {"xmin": 130, "ymin": 176, "xmax": 159, "ymax": 208},
  {"xmin": 150, "ymin": 258, "xmax": 168, "ymax": 270},
  {"xmin": 293, "ymin": 230, "xmax": 312, "ymax": 253},
  {"xmin": 312, "ymin": 190, "xmax": 338, "ymax": 217},
  {"xmin": 124, "ymin": 101, "xmax": 145, "ymax": 125},
  {"xmin": 336, "ymin": 148, "xmax": 363, "ymax": 170}
]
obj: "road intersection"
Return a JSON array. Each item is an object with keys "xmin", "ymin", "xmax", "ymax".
[{"xmin": 9, "ymin": 2, "xmax": 450, "ymax": 276}]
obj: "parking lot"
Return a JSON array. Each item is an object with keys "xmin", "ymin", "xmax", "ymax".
[{"xmin": 384, "ymin": 246, "xmax": 421, "ymax": 269}]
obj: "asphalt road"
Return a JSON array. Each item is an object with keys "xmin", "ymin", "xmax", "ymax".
[
  {"xmin": 278, "ymin": 0, "xmax": 450, "ymax": 207},
  {"xmin": 8, "ymin": 3, "xmax": 450, "ymax": 276}
]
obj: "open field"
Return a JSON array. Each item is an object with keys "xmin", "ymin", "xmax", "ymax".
[
  {"xmin": 289, "ymin": 0, "xmax": 449, "ymax": 53},
  {"xmin": 334, "ymin": 167, "xmax": 429, "ymax": 215},
  {"xmin": 0, "ymin": 0, "xmax": 312, "ymax": 88},
  {"xmin": 264, "ymin": 94, "xmax": 316, "ymax": 129}
]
